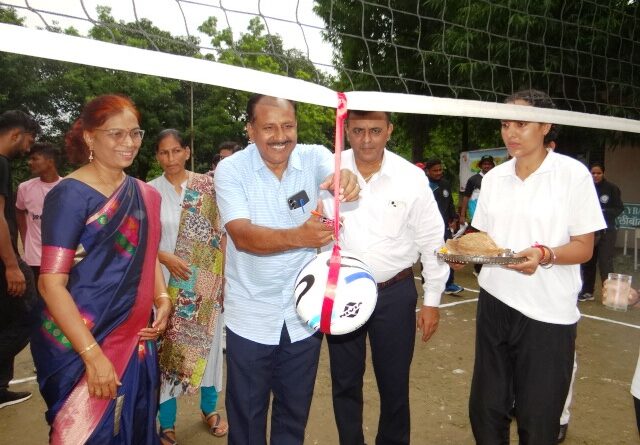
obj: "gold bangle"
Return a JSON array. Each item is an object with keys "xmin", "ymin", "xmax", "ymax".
[
  {"xmin": 78, "ymin": 341, "xmax": 98, "ymax": 356},
  {"xmin": 155, "ymin": 292, "xmax": 170, "ymax": 300}
]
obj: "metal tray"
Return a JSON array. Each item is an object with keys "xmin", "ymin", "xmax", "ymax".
[{"xmin": 436, "ymin": 249, "xmax": 526, "ymax": 265}]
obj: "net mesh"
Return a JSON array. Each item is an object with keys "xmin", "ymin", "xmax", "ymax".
[
  {"xmin": 1, "ymin": 0, "xmax": 638, "ymax": 120},
  {"xmin": 319, "ymin": 0, "xmax": 640, "ymax": 119},
  {"xmin": 0, "ymin": 0, "xmax": 639, "ymax": 181},
  {"xmin": 0, "ymin": 1, "xmax": 337, "ymax": 84}
]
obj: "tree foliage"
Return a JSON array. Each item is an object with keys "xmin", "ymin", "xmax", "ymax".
[
  {"xmin": 314, "ymin": 0, "xmax": 639, "ymax": 165},
  {"xmin": 197, "ymin": 16, "xmax": 335, "ymax": 152}
]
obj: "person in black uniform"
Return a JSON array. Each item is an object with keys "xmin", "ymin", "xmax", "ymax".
[
  {"xmin": 425, "ymin": 159, "xmax": 463, "ymax": 294},
  {"xmin": 0, "ymin": 110, "xmax": 40, "ymax": 409},
  {"xmin": 578, "ymin": 161, "xmax": 624, "ymax": 301},
  {"xmin": 459, "ymin": 155, "xmax": 495, "ymax": 277},
  {"xmin": 459, "ymin": 155, "xmax": 495, "ymax": 226}
]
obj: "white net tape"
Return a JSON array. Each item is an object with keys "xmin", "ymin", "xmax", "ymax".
[{"xmin": 1, "ymin": 23, "xmax": 639, "ymax": 134}]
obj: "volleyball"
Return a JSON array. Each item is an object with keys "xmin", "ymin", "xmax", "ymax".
[{"xmin": 294, "ymin": 250, "xmax": 378, "ymax": 335}]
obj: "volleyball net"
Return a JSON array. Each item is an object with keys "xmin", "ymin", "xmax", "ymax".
[{"xmin": 0, "ymin": 0, "xmax": 638, "ymax": 135}]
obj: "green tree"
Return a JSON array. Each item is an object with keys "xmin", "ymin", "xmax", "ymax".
[
  {"xmin": 1, "ymin": 6, "xmax": 192, "ymax": 181},
  {"xmin": 197, "ymin": 16, "xmax": 336, "ymax": 157},
  {"xmin": 0, "ymin": 8, "xmax": 86, "ymax": 183}
]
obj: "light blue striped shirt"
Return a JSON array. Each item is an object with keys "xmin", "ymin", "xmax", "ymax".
[{"xmin": 214, "ymin": 143, "xmax": 334, "ymax": 345}]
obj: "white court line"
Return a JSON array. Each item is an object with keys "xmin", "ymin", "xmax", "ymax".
[
  {"xmin": 9, "ymin": 376, "xmax": 37, "ymax": 385},
  {"xmin": 413, "ymin": 280, "xmax": 481, "ymax": 311},
  {"xmin": 439, "ymin": 298, "xmax": 479, "ymax": 308},
  {"xmin": 581, "ymin": 314, "xmax": 640, "ymax": 330},
  {"xmin": 411, "ymin": 282, "xmax": 640, "ymax": 329}
]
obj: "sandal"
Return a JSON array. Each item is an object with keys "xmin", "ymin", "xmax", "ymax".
[
  {"xmin": 201, "ymin": 410, "xmax": 229, "ymax": 437},
  {"xmin": 159, "ymin": 427, "xmax": 178, "ymax": 445}
]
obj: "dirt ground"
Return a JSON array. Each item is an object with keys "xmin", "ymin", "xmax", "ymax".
[{"xmin": 2, "ymin": 256, "xmax": 640, "ymax": 444}]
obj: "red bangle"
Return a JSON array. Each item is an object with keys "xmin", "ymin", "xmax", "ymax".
[
  {"xmin": 541, "ymin": 246, "xmax": 556, "ymax": 269},
  {"xmin": 533, "ymin": 243, "xmax": 556, "ymax": 268},
  {"xmin": 532, "ymin": 243, "xmax": 547, "ymax": 264}
]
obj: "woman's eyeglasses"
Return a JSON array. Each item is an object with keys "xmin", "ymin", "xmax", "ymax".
[{"xmin": 95, "ymin": 128, "xmax": 145, "ymax": 143}]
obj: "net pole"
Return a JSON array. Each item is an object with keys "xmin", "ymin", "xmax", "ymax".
[{"xmin": 190, "ymin": 82, "xmax": 195, "ymax": 172}]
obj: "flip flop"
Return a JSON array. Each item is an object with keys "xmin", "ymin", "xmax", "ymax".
[
  {"xmin": 159, "ymin": 427, "xmax": 178, "ymax": 445},
  {"xmin": 201, "ymin": 411, "xmax": 229, "ymax": 437}
]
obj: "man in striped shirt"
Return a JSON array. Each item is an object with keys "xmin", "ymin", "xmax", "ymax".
[{"xmin": 214, "ymin": 94, "xmax": 359, "ymax": 445}]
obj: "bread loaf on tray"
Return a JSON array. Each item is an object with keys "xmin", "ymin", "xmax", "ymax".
[{"xmin": 445, "ymin": 232, "xmax": 506, "ymax": 257}]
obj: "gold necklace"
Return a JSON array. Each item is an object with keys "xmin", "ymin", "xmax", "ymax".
[{"xmin": 361, "ymin": 162, "xmax": 382, "ymax": 183}]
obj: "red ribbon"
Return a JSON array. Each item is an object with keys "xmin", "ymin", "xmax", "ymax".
[{"xmin": 320, "ymin": 92, "xmax": 348, "ymax": 334}]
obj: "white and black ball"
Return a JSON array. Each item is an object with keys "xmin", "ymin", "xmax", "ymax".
[{"xmin": 294, "ymin": 250, "xmax": 378, "ymax": 335}]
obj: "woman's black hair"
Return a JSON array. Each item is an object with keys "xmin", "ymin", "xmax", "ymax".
[
  {"xmin": 589, "ymin": 161, "xmax": 605, "ymax": 173},
  {"xmin": 154, "ymin": 129, "xmax": 187, "ymax": 153},
  {"xmin": 246, "ymin": 94, "xmax": 297, "ymax": 123},
  {"xmin": 505, "ymin": 89, "xmax": 560, "ymax": 145}
]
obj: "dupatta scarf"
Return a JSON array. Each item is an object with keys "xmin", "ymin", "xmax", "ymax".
[
  {"xmin": 158, "ymin": 173, "xmax": 224, "ymax": 397},
  {"xmin": 31, "ymin": 176, "xmax": 161, "ymax": 445}
]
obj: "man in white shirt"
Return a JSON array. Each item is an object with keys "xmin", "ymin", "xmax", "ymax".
[{"xmin": 324, "ymin": 110, "xmax": 448, "ymax": 445}]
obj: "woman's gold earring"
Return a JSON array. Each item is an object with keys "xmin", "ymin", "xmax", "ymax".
[{"xmin": 85, "ymin": 137, "xmax": 94, "ymax": 163}]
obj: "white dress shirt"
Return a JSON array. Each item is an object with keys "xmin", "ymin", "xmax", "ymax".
[{"xmin": 323, "ymin": 149, "xmax": 448, "ymax": 307}]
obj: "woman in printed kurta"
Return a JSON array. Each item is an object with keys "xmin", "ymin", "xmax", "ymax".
[{"xmin": 148, "ymin": 129, "xmax": 227, "ymax": 444}]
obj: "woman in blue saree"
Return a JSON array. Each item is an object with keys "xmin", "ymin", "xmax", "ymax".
[{"xmin": 30, "ymin": 94, "xmax": 172, "ymax": 444}]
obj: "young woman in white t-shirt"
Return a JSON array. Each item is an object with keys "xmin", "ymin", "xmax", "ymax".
[{"xmin": 452, "ymin": 89, "xmax": 606, "ymax": 444}]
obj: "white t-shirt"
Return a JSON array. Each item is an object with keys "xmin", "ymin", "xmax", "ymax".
[
  {"xmin": 15, "ymin": 177, "xmax": 62, "ymax": 266},
  {"xmin": 472, "ymin": 151, "xmax": 606, "ymax": 324}
]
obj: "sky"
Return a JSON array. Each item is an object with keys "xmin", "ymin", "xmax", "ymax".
[{"xmin": 1, "ymin": 0, "xmax": 335, "ymax": 69}]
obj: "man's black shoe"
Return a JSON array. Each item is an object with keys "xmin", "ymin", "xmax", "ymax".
[
  {"xmin": 578, "ymin": 292, "xmax": 594, "ymax": 302},
  {"xmin": 0, "ymin": 390, "xmax": 32, "ymax": 409}
]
